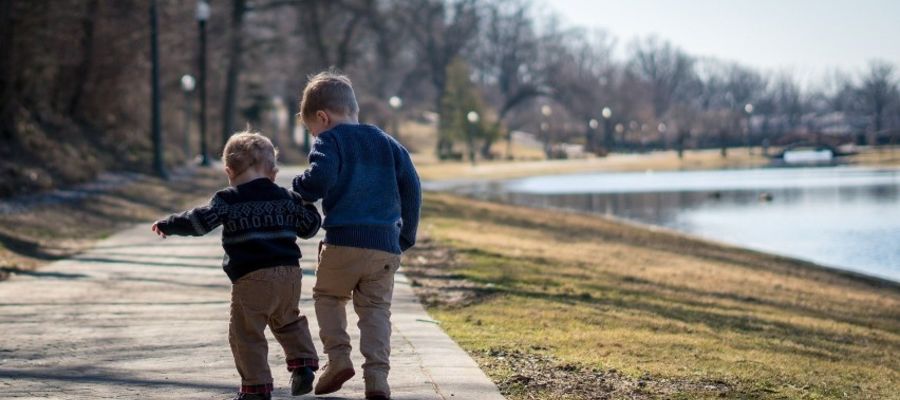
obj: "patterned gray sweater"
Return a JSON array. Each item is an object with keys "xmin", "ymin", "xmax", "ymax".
[{"xmin": 155, "ymin": 178, "xmax": 321, "ymax": 282}]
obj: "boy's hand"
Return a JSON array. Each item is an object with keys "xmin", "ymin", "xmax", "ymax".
[{"xmin": 151, "ymin": 222, "xmax": 167, "ymax": 239}]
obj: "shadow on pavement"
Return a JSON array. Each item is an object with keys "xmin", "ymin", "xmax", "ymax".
[
  {"xmin": 0, "ymin": 231, "xmax": 69, "ymax": 262},
  {"xmin": 71, "ymin": 256, "xmax": 219, "ymax": 269},
  {"xmin": 0, "ymin": 266, "xmax": 88, "ymax": 279},
  {"xmin": 0, "ymin": 367, "xmax": 235, "ymax": 392},
  {"xmin": 0, "ymin": 300, "xmax": 228, "ymax": 307}
]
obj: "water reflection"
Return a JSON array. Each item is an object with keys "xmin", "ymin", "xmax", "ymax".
[{"xmin": 457, "ymin": 167, "xmax": 900, "ymax": 282}]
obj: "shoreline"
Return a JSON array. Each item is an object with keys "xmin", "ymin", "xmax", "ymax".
[
  {"xmin": 421, "ymin": 163, "xmax": 900, "ymax": 289},
  {"xmin": 451, "ymin": 193, "xmax": 900, "ymax": 290},
  {"xmin": 415, "ymin": 146, "xmax": 900, "ymax": 183}
]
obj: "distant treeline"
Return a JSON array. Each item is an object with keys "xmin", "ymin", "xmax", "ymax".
[{"xmin": 1, "ymin": 0, "xmax": 899, "ymax": 195}]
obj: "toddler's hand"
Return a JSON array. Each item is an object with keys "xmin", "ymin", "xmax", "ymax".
[{"xmin": 151, "ymin": 222, "xmax": 167, "ymax": 239}]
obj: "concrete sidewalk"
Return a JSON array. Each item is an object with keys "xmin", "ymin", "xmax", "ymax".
[{"xmin": 0, "ymin": 191, "xmax": 504, "ymax": 399}]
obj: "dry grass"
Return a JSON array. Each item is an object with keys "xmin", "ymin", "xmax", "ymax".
[
  {"xmin": 0, "ymin": 167, "xmax": 227, "ymax": 280},
  {"xmin": 416, "ymin": 149, "xmax": 769, "ymax": 181},
  {"xmin": 845, "ymin": 146, "xmax": 900, "ymax": 168},
  {"xmin": 409, "ymin": 193, "xmax": 900, "ymax": 399}
]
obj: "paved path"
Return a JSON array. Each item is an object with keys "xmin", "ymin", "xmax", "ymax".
[{"xmin": 0, "ymin": 172, "xmax": 505, "ymax": 399}]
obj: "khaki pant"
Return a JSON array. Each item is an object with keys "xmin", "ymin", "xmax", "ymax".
[
  {"xmin": 229, "ymin": 266, "xmax": 319, "ymax": 387},
  {"xmin": 313, "ymin": 243, "xmax": 401, "ymax": 376}
]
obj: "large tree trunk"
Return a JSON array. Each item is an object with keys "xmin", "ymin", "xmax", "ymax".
[
  {"xmin": 221, "ymin": 0, "xmax": 246, "ymax": 149},
  {"xmin": 0, "ymin": 0, "xmax": 15, "ymax": 139},
  {"xmin": 480, "ymin": 120, "xmax": 503, "ymax": 159},
  {"xmin": 720, "ymin": 129, "xmax": 728, "ymax": 158},
  {"xmin": 68, "ymin": 0, "xmax": 98, "ymax": 118}
]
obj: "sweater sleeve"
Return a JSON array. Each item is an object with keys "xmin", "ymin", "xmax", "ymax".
[
  {"xmin": 155, "ymin": 194, "xmax": 227, "ymax": 236},
  {"xmin": 397, "ymin": 147, "xmax": 422, "ymax": 252},
  {"xmin": 292, "ymin": 133, "xmax": 340, "ymax": 202},
  {"xmin": 290, "ymin": 192, "xmax": 322, "ymax": 239}
]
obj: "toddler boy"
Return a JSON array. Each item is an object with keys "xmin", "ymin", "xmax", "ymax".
[
  {"xmin": 293, "ymin": 72, "xmax": 421, "ymax": 400},
  {"xmin": 152, "ymin": 131, "xmax": 321, "ymax": 400}
]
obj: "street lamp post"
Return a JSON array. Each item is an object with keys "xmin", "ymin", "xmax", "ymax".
[
  {"xmin": 271, "ymin": 96, "xmax": 287, "ymax": 148},
  {"xmin": 389, "ymin": 96, "xmax": 402, "ymax": 141},
  {"xmin": 588, "ymin": 118, "xmax": 599, "ymax": 154},
  {"xmin": 602, "ymin": 107, "xmax": 613, "ymax": 152},
  {"xmin": 149, "ymin": 0, "xmax": 166, "ymax": 178},
  {"xmin": 466, "ymin": 111, "xmax": 479, "ymax": 165},
  {"xmin": 615, "ymin": 123, "xmax": 625, "ymax": 149},
  {"xmin": 744, "ymin": 103, "xmax": 754, "ymax": 155},
  {"xmin": 180, "ymin": 75, "xmax": 196, "ymax": 160},
  {"xmin": 196, "ymin": 0, "xmax": 210, "ymax": 166},
  {"xmin": 541, "ymin": 105, "xmax": 552, "ymax": 158}
]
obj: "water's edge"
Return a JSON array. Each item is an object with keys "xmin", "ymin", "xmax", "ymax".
[{"xmin": 423, "ymin": 171, "xmax": 900, "ymax": 288}]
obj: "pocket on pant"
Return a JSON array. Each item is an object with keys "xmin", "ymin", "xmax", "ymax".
[
  {"xmin": 367, "ymin": 255, "xmax": 401, "ymax": 283},
  {"xmin": 384, "ymin": 255, "xmax": 402, "ymax": 273}
]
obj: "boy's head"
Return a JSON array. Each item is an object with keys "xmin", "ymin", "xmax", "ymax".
[
  {"xmin": 299, "ymin": 71, "xmax": 359, "ymax": 136},
  {"xmin": 221, "ymin": 130, "xmax": 278, "ymax": 184}
]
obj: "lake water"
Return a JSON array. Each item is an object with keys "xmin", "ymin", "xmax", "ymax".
[{"xmin": 447, "ymin": 167, "xmax": 900, "ymax": 282}]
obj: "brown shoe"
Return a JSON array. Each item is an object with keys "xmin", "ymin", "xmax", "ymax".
[
  {"xmin": 364, "ymin": 371, "xmax": 390, "ymax": 400},
  {"xmin": 313, "ymin": 357, "xmax": 355, "ymax": 395}
]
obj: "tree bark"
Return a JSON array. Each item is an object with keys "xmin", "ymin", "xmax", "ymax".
[
  {"xmin": 0, "ymin": 0, "xmax": 15, "ymax": 139},
  {"xmin": 221, "ymin": 0, "xmax": 247, "ymax": 149},
  {"xmin": 68, "ymin": 0, "xmax": 98, "ymax": 118}
]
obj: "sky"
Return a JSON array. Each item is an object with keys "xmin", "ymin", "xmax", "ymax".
[{"xmin": 545, "ymin": 0, "xmax": 900, "ymax": 83}]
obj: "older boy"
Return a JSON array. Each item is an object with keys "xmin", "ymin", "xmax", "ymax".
[
  {"xmin": 152, "ymin": 132, "xmax": 322, "ymax": 400},
  {"xmin": 293, "ymin": 72, "xmax": 421, "ymax": 400}
]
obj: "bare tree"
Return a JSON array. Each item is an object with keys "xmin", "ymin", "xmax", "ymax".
[
  {"xmin": 221, "ymin": 0, "xmax": 248, "ymax": 148},
  {"xmin": 771, "ymin": 73, "xmax": 805, "ymax": 135},
  {"xmin": 858, "ymin": 60, "xmax": 898, "ymax": 135},
  {"xmin": 399, "ymin": 0, "xmax": 480, "ymax": 154},
  {"xmin": 364, "ymin": 0, "xmax": 414, "ymax": 100},
  {"xmin": 0, "ymin": 0, "xmax": 15, "ymax": 139},
  {"xmin": 293, "ymin": 0, "xmax": 371, "ymax": 70},
  {"xmin": 628, "ymin": 36, "xmax": 695, "ymax": 120},
  {"xmin": 472, "ymin": 0, "xmax": 547, "ymax": 157},
  {"xmin": 67, "ymin": 0, "xmax": 99, "ymax": 117},
  {"xmin": 547, "ymin": 29, "xmax": 616, "ymax": 153}
]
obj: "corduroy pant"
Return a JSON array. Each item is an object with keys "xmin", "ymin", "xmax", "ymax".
[
  {"xmin": 229, "ymin": 266, "xmax": 319, "ymax": 391},
  {"xmin": 313, "ymin": 243, "xmax": 401, "ymax": 377}
]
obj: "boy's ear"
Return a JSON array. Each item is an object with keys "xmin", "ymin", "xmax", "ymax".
[
  {"xmin": 224, "ymin": 166, "xmax": 235, "ymax": 179},
  {"xmin": 316, "ymin": 110, "xmax": 330, "ymax": 126}
]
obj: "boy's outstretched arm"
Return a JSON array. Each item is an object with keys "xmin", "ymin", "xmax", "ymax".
[
  {"xmin": 290, "ymin": 192, "xmax": 322, "ymax": 239},
  {"xmin": 153, "ymin": 195, "xmax": 227, "ymax": 237},
  {"xmin": 292, "ymin": 134, "xmax": 339, "ymax": 202},
  {"xmin": 397, "ymin": 148, "xmax": 422, "ymax": 252}
]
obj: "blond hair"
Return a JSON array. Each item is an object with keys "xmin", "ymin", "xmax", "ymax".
[
  {"xmin": 299, "ymin": 71, "xmax": 359, "ymax": 121},
  {"xmin": 221, "ymin": 131, "xmax": 278, "ymax": 175}
]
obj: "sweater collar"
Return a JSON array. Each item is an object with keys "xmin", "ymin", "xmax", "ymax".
[
  {"xmin": 235, "ymin": 177, "xmax": 275, "ymax": 189},
  {"xmin": 325, "ymin": 123, "xmax": 380, "ymax": 136}
]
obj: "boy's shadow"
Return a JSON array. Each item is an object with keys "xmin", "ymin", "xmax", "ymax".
[{"xmin": 271, "ymin": 390, "xmax": 351, "ymax": 400}]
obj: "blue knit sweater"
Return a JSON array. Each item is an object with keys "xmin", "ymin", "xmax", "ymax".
[{"xmin": 292, "ymin": 123, "xmax": 421, "ymax": 254}]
